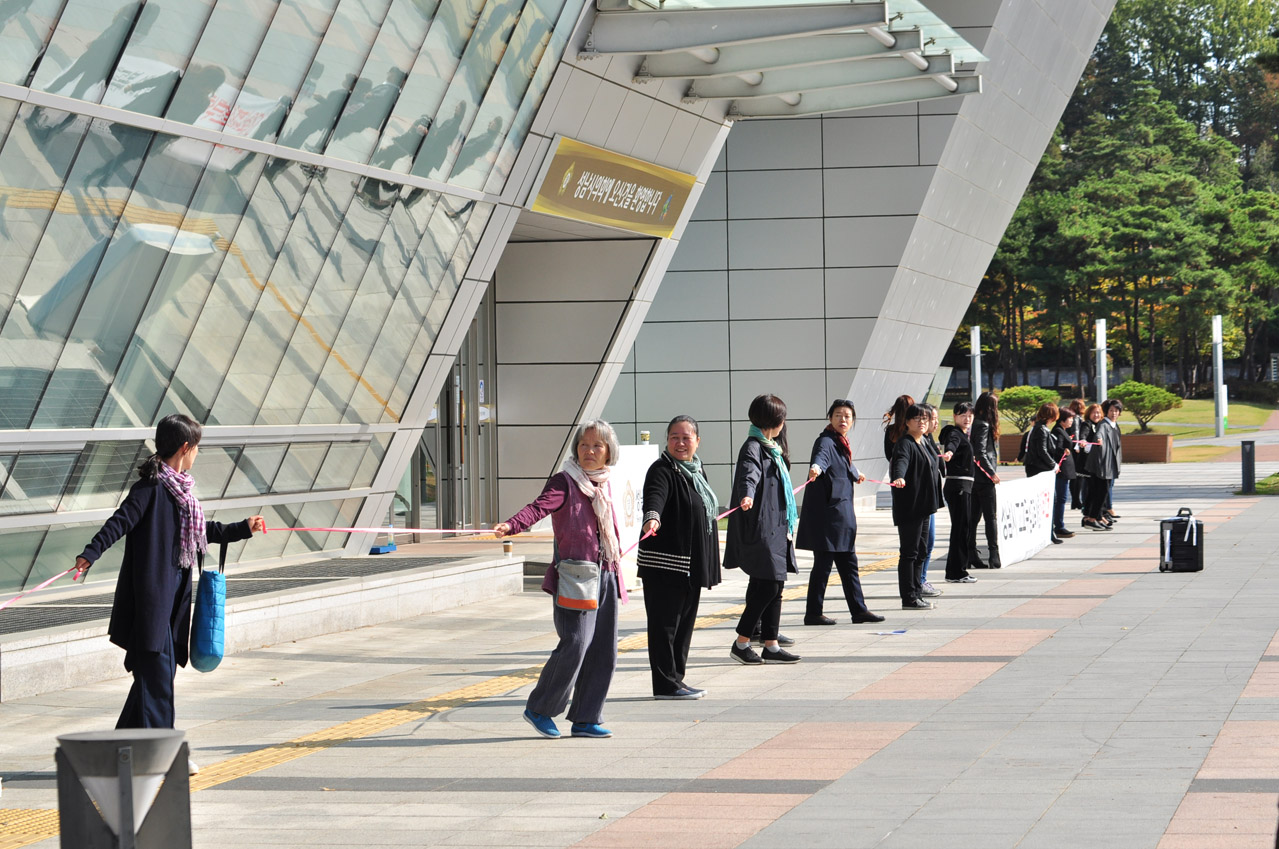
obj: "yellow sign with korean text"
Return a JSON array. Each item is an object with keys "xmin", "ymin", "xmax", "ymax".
[{"xmin": 528, "ymin": 137, "xmax": 697, "ymax": 238}]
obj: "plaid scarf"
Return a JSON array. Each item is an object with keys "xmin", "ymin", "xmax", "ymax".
[{"xmin": 156, "ymin": 463, "xmax": 207, "ymax": 569}]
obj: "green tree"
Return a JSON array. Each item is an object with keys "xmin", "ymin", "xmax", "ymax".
[
  {"xmin": 1109, "ymin": 380, "xmax": 1183, "ymax": 431},
  {"xmin": 997, "ymin": 386, "xmax": 1060, "ymax": 433}
]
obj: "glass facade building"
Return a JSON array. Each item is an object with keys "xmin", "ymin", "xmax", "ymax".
[{"xmin": 0, "ymin": 0, "xmax": 588, "ymax": 594}]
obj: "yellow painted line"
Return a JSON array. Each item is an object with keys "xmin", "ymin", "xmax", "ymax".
[{"xmin": 0, "ymin": 554, "xmax": 902, "ymax": 846}]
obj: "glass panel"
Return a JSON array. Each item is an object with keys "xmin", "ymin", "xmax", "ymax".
[
  {"xmin": 242, "ymin": 502, "xmax": 290, "ymax": 559},
  {"xmin": 0, "ymin": 105, "xmax": 87, "ymax": 332},
  {"xmin": 211, "ymin": 170, "xmax": 358, "ymax": 425},
  {"xmin": 323, "ymin": 0, "xmax": 439, "ymax": 166},
  {"xmin": 162, "ymin": 161, "xmax": 312, "ymax": 422},
  {"xmin": 312, "ymin": 441, "xmax": 366, "ymax": 490},
  {"xmin": 0, "ymin": 452, "xmax": 77, "ymax": 515},
  {"xmin": 0, "ymin": 528, "xmax": 46, "ymax": 595},
  {"xmin": 271, "ymin": 442, "xmax": 329, "ymax": 492},
  {"xmin": 32, "ymin": 0, "xmax": 142, "ymax": 102},
  {"xmin": 483, "ymin": 0, "xmax": 581, "ymax": 194},
  {"xmin": 58, "ymin": 440, "xmax": 146, "ymax": 512},
  {"xmin": 411, "ymin": 0, "xmax": 523, "ymax": 181},
  {"xmin": 0, "ymin": 118, "xmax": 152, "ymax": 429},
  {"xmin": 33, "ymin": 132, "xmax": 210, "ymax": 428},
  {"xmin": 374, "ymin": 0, "xmax": 485, "ymax": 174},
  {"xmin": 223, "ymin": 0, "xmax": 339, "ymax": 144},
  {"xmin": 162, "ymin": 0, "xmax": 277, "ymax": 130},
  {"xmin": 31, "ymin": 521, "xmax": 124, "ymax": 585},
  {"xmin": 223, "ymin": 443, "xmax": 286, "ymax": 497},
  {"xmin": 193, "ymin": 445, "xmax": 241, "ymax": 500},
  {"xmin": 383, "ymin": 200, "xmax": 491, "ymax": 422},
  {"xmin": 350, "ymin": 433, "xmax": 388, "ymax": 488},
  {"xmin": 449, "ymin": 0, "xmax": 566, "ymax": 189},
  {"xmin": 97, "ymin": 147, "xmax": 269, "ymax": 427},
  {"xmin": 102, "ymin": 0, "xmax": 216, "ymax": 117},
  {"xmin": 0, "ymin": 0, "xmax": 64, "ymax": 86},
  {"xmin": 0, "ymin": 453, "xmax": 13, "ymax": 488},
  {"xmin": 311, "ymin": 199, "xmax": 423, "ymax": 424},
  {"xmin": 283, "ymin": 497, "xmax": 339, "ymax": 554},
  {"xmin": 258, "ymin": 180, "xmax": 389, "ymax": 425},
  {"xmin": 274, "ymin": 0, "xmax": 392, "ymax": 155}
]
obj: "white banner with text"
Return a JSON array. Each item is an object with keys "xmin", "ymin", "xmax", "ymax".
[{"xmin": 995, "ymin": 472, "xmax": 1055, "ymax": 565}]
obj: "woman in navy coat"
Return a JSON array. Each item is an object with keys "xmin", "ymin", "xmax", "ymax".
[
  {"xmin": 725, "ymin": 394, "xmax": 801, "ymax": 665},
  {"xmin": 797, "ymin": 400, "xmax": 884, "ymax": 625},
  {"xmin": 75, "ymin": 415, "xmax": 264, "ymax": 746}
]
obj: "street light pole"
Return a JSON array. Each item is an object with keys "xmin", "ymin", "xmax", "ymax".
[
  {"xmin": 1213, "ymin": 314, "xmax": 1225, "ymax": 439},
  {"xmin": 970, "ymin": 325, "xmax": 982, "ymax": 400},
  {"xmin": 1095, "ymin": 319, "xmax": 1108, "ymax": 401}
]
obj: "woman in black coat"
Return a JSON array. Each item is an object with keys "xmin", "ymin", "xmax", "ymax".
[
  {"xmin": 939, "ymin": 402, "xmax": 976, "ymax": 583},
  {"xmin": 968, "ymin": 391, "xmax": 1002, "ymax": 569},
  {"xmin": 638, "ymin": 416, "xmax": 722, "ymax": 700},
  {"xmin": 1023, "ymin": 402, "xmax": 1062, "ymax": 544},
  {"xmin": 797, "ymin": 400, "xmax": 884, "ymax": 626},
  {"xmin": 1050, "ymin": 407, "xmax": 1078, "ymax": 540},
  {"xmin": 726, "ymin": 394, "xmax": 800, "ymax": 665},
  {"xmin": 890, "ymin": 404, "xmax": 941, "ymax": 609},
  {"xmin": 74, "ymin": 415, "xmax": 265, "ymax": 752}
]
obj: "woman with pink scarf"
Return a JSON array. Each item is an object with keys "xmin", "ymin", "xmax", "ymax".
[
  {"xmin": 74, "ymin": 414, "xmax": 264, "ymax": 770},
  {"xmin": 494, "ymin": 419, "xmax": 627, "ymax": 740}
]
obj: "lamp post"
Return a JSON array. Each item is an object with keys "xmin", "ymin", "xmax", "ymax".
[
  {"xmin": 1095, "ymin": 319, "xmax": 1108, "ymax": 401},
  {"xmin": 970, "ymin": 325, "xmax": 982, "ymax": 399},
  {"xmin": 1213, "ymin": 315, "xmax": 1225, "ymax": 438}
]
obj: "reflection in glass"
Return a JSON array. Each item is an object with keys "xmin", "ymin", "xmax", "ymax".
[
  {"xmin": 163, "ymin": 0, "xmax": 276, "ymax": 133},
  {"xmin": 193, "ymin": 445, "xmax": 241, "ymax": 500},
  {"xmin": 275, "ymin": 0, "xmax": 392, "ymax": 156},
  {"xmin": 31, "ymin": 520, "xmax": 116, "ymax": 584},
  {"xmin": 102, "ymin": 0, "xmax": 215, "ymax": 118},
  {"xmin": 351, "ymin": 434, "xmax": 388, "ymax": 489},
  {"xmin": 285, "ymin": 497, "xmax": 340, "ymax": 554},
  {"xmin": 411, "ymin": 0, "xmax": 522, "ymax": 181},
  {"xmin": 58, "ymin": 440, "xmax": 147, "ymax": 512},
  {"xmin": 0, "ymin": 118, "xmax": 152, "ymax": 428},
  {"xmin": 223, "ymin": 443, "xmax": 287, "ymax": 498},
  {"xmin": 378, "ymin": 0, "xmax": 484, "ymax": 175},
  {"xmin": 273, "ymin": 442, "xmax": 330, "ymax": 492},
  {"xmin": 0, "ymin": 0, "xmax": 63, "ymax": 86},
  {"xmin": 32, "ymin": 0, "xmax": 143, "ymax": 102},
  {"xmin": 0, "ymin": 452, "xmax": 77, "ymax": 515},
  {"xmin": 0, "ymin": 528, "xmax": 46, "ymax": 594},
  {"xmin": 312, "ymin": 441, "xmax": 367, "ymax": 490}
]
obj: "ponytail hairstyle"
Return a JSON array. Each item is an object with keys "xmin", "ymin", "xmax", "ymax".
[
  {"xmin": 883, "ymin": 394, "xmax": 915, "ymax": 444},
  {"xmin": 139, "ymin": 414, "xmax": 203, "ymax": 480},
  {"xmin": 747, "ymin": 394, "xmax": 789, "ymax": 464},
  {"xmin": 974, "ymin": 391, "xmax": 1000, "ymax": 440}
]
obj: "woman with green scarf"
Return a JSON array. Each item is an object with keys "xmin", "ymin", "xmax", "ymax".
[
  {"xmin": 638, "ymin": 416, "xmax": 723, "ymax": 699},
  {"xmin": 725, "ymin": 394, "xmax": 802, "ymax": 665}
]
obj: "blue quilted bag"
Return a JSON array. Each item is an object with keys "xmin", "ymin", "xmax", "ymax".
[{"xmin": 190, "ymin": 543, "xmax": 227, "ymax": 672}]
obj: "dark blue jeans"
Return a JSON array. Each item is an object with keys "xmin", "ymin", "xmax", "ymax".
[{"xmin": 1054, "ymin": 474, "xmax": 1071, "ymax": 533}]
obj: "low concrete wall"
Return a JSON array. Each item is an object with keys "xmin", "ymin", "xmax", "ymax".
[{"xmin": 0, "ymin": 555, "xmax": 523, "ymax": 702}]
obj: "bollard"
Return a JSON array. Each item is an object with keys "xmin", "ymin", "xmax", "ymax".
[
  {"xmin": 1242, "ymin": 440, "xmax": 1256, "ymax": 494},
  {"xmin": 56, "ymin": 729, "xmax": 191, "ymax": 849}
]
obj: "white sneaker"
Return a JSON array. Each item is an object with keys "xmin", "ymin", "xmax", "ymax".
[{"xmin": 187, "ymin": 758, "xmax": 200, "ymax": 776}]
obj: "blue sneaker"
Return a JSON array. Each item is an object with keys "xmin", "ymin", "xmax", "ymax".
[
  {"xmin": 570, "ymin": 722, "xmax": 612, "ymax": 738},
  {"xmin": 523, "ymin": 709, "xmax": 560, "ymax": 739}
]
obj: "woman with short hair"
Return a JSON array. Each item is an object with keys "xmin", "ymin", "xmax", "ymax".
[
  {"xmin": 1023, "ymin": 402, "xmax": 1062, "ymax": 544},
  {"xmin": 1080, "ymin": 404, "xmax": 1113, "ymax": 531},
  {"xmin": 638, "ymin": 416, "xmax": 722, "ymax": 700},
  {"xmin": 969, "ymin": 392, "xmax": 1002, "ymax": 569},
  {"xmin": 726, "ymin": 394, "xmax": 801, "ymax": 665},
  {"xmin": 494, "ymin": 420, "xmax": 627, "ymax": 739},
  {"xmin": 939, "ymin": 401, "xmax": 977, "ymax": 583},
  {"xmin": 798, "ymin": 400, "xmax": 884, "ymax": 626},
  {"xmin": 1051, "ymin": 407, "xmax": 1078, "ymax": 541},
  {"xmin": 890, "ymin": 404, "xmax": 942, "ymax": 609}
]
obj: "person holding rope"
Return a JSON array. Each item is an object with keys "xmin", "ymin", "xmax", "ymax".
[
  {"xmin": 72, "ymin": 414, "xmax": 265, "ymax": 768},
  {"xmin": 1080, "ymin": 403, "xmax": 1113, "ymax": 531},
  {"xmin": 969, "ymin": 391, "xmax": 1003, "ymax": 569},
  {"xmin": 1023, "ymin": 402, "xmax": 1063, "ymax": 545},
  {"xmin": 798, "ymin": 399, "xmax": 884, "ymax": 627},
  {"xmin": 726, "ymin": 394, "xmax": 802, "ymax": 665},
  {"xmin": 493, "ymin": 420, "xmax": 626, "ymax": 740},
  {"xmin": 1051, "ymin": 406, "xmax": 1079, "ymax": 541},
  {"xmin": 638, "ymin": 416, "xmax": 722, "ymax": 700},
  {"xmin": 890, "ymin": 404, "xmax": 942, "ymax": 609},
  {"xmin": 939, "ymin": 401, "xmax": 977, "ymax": 584}
]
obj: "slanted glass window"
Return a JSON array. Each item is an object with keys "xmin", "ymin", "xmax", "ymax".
[
  {"xmin": 223, "ymin": 443, "xmax": 287, "ymax": 498},
  {"xmin": 312, "ymin": 441, "xmax": 368, "ymax": 490},
  {"xmin": 0, "ymin": 0, "xmax": 64, "ymax": 86},
  {"xmin": 163, "ymin": 0, "xmax": 277, "ymax": 131},
  {"xmin": 31, "ymin": 0, "xmax": 144, "ymax": 103},
  {"xmin": 58, "ymin": 440, "xmax": 148, "ymax": 512},
  {"xmin": 0, "ymin": 452, "xmax": 78, "ymax": 515},
  {"xmin": 193, "ymin": 445, "xmax": 242, "ymax": 501},
  {"xmin": 101, "ymin": 0, "xmax": 216, "ymax": 118},
  {"xmin": 272, "ymin": 442, "xmax": 330, "ymax": 492},
  {"xmin": 0, "ymin": 529, "xmax": 48, "ymax": 595}
]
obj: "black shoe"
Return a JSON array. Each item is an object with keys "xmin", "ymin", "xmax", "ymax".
[
  {"xmin": 851, "ymin": 612, "xmax": 885, "ymax": 623},
  {"xmin": 970, "ymin": 561, "xmax": 991, "ymax": 569},
  {"xmin": 1104, "ymin": 510, "xmax": 1121, "ymax": 520},
  {"xmin": 902, "ymin": 598, "xmax": 934, "ymax": 610},
  {"xmin": 754, "ymin": 631, "xmax": 796, "ymax": 646},
  {"xmin": 1051, "ymin": 535, "xmax": 1063, "ymax": 544},
  {"xmin": 804, "ymin": 614, "xmax": 837, "ymax": 626},
  {"xmin": 761, "ymin": 646, "xmax": 802, "ymax": 664},
  {"xmin": 655, "ymin": 686, "xmax": 705, "ymax": 700},
  {"xmin": 1056, "ymin": 529, "xmax": 1075, "ymax": 539},
  {"xmin": 730, "ymin": 642, "xmax": 763, "ymax": 665}
]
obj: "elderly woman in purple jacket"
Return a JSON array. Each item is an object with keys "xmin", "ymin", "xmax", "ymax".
[{"xmin": 494, "ymin": 419, "xmax": 627, "ymax": 741}]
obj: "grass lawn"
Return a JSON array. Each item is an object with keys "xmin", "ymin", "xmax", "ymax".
[
  {"xmin": 1122, "ymin": 398, "xmax": 1274, "ymax": 429},
  {"xmin": 1238, "ymin": 472, "xmax": 1279, "ymax": 495},
  {"xmin": 1172, "ymin": 444, "xmax": 1234, "ymax": 463},
  {"xmin": 1134, "ymin": 424, "xmax": 1258, "ymax": 439}
]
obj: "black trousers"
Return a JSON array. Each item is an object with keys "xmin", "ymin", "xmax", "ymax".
[
  {"xmin": 969, "ymin": 482, "xmax": 1001, "ymax": 568},
  {"xmin": 806, "ymin": 550, "xmax": 869, "ymax": 619},
  {"xmin": 642, "ymin": 570, "xmax": 702, "ymax": 696},
  {"xmin": 943, "ymin": 480, "xmax": 972, "ymax": 580},
  {"xmin": 897, "ymin": 517, "xmax": 930, "ymax": 603},
  {"xmin": 738, "ymin": 578, "xmax": 785, "ymax": 641},
  {"xmin": 1069, "ymin": 475, "xmax": 1083, "ymax": 510},
  {"xmin": 117, "ymin": 566, "xmax": 190, "ymax": 730},
  {"xmin": 1083, "ymin": 475, "xmax": 1110, "ymax": 521}
]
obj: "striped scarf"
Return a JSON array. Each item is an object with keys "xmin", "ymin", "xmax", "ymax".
[{"xmin": 156, "ymin": 463, "xmax": 207, "ymax": 569}]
